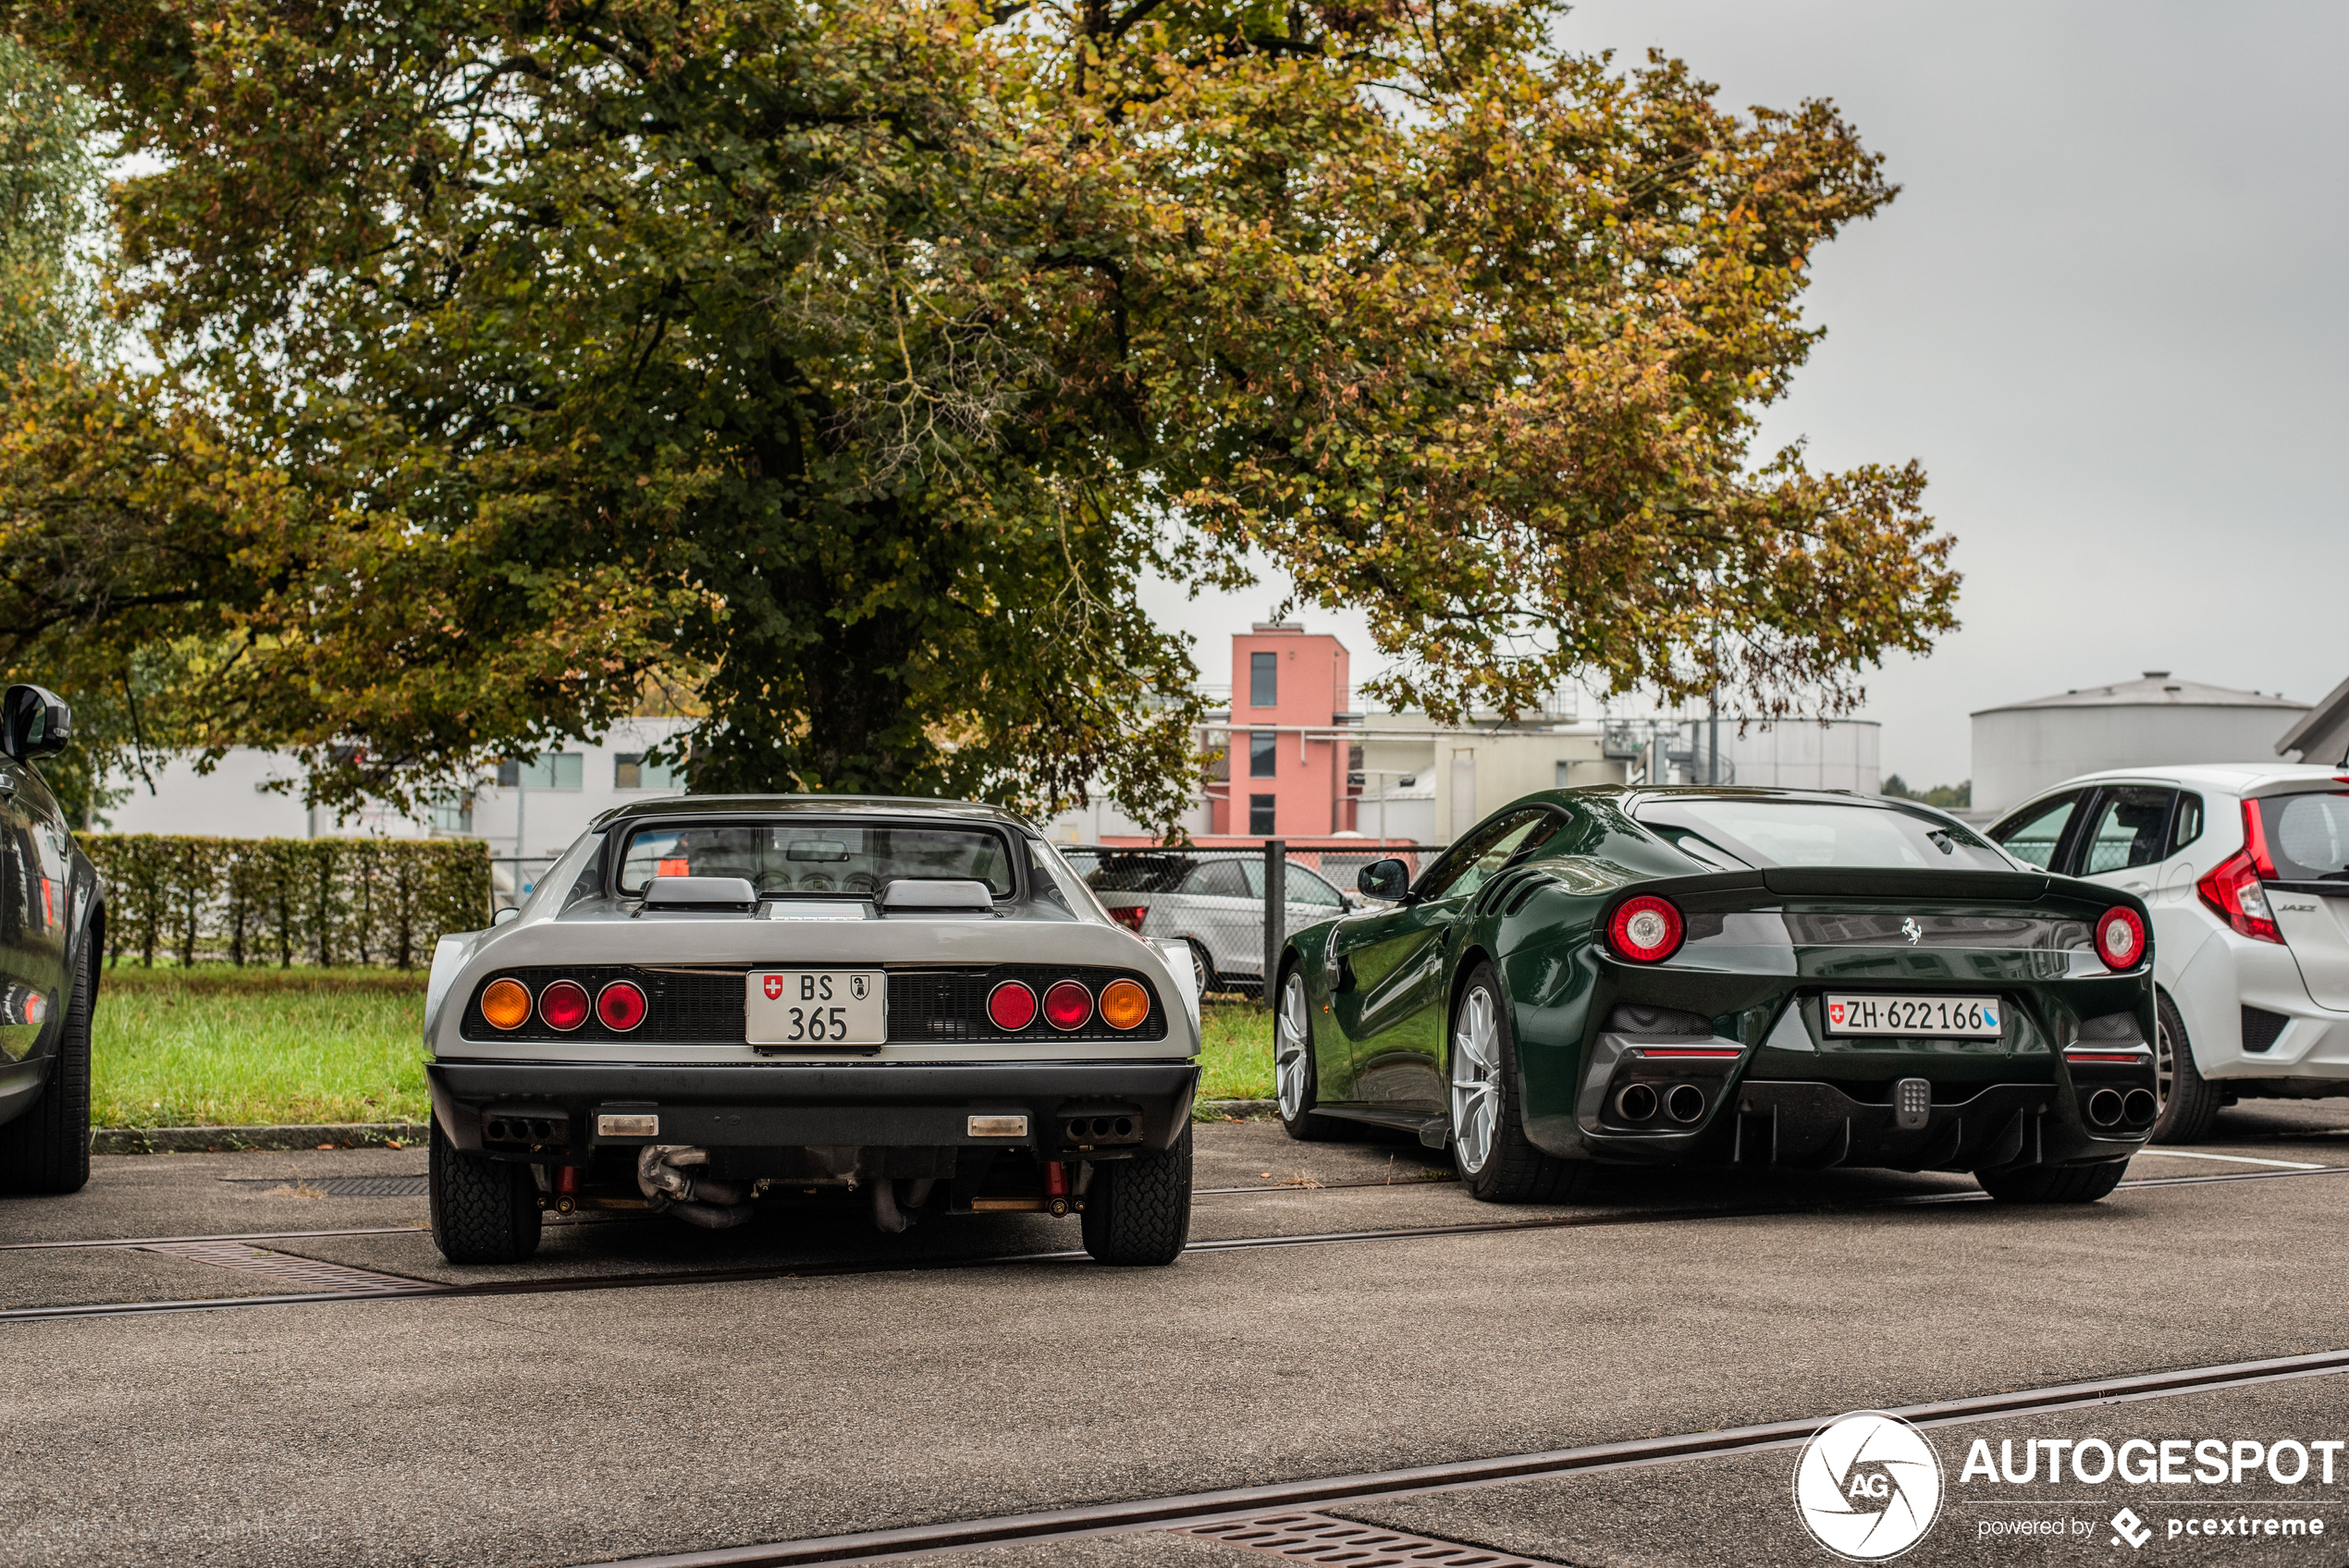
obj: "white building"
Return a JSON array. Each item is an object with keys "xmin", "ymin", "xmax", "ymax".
[
  {"xmin": 1971, "ymin": 673, "xmax": 2309, "ymax": 816},
  {"xmin": 101, "ymin": 717, "xmax": 698, "ymax": 900}
]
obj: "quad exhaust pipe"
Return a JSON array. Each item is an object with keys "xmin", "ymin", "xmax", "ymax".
[
  {"xmin": 2086, "ymin": 1089, "xmax": 2124, "ymax": 1127},
  {"xmin": 1613, "ymin": 1082, "xmax": 1708, "ymax": 1124}
]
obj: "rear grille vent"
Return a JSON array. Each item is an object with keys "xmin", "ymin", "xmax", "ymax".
[
  {"xmin": 2242, "ymin": 1006, "xmax": 2289, "ymax": 1054},
  {"xmin": 464, "ymin": 965, "xmax": 1166, "ymax": 1044}
]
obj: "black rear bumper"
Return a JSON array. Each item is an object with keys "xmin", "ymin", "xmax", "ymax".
[
  {"xmin": 1580, "ymin": 1077, "xmax": 2150, "ymax": 1171},
  {"xmin": 426, "ymin": 1060, "xmax": 1199, "ymax": 1158}
]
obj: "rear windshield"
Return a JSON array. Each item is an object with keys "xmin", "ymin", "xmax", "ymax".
[
  {"xmin": 1635, "ymin": 798, "xmax": 2017, "ymax": 872},
  {"xmin": 2261, "ymin": 792, "xmax": 2349, "ymax": 882},
  {"xmin": 617, "ymin": 822, "xmax": 1017, "ymax": 899}
]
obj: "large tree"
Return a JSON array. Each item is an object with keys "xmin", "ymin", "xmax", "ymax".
[{"xmin": 3, "ymin": 1, "xmax": 1957, "ymax": 825}]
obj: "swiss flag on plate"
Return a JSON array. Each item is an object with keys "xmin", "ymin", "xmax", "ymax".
[
  {"xmin": 764, "ymin": 974, "xmax": 785, "ymax": 1000},
  {"xmin": 1827, "ymin": 1002, "xmax": 1846, "ymax": 1025}
]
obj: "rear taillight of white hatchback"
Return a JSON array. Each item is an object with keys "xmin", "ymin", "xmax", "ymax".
[{"xmin": 2196, "ymin": 799, "xmax": 2284, "ymax": 944}]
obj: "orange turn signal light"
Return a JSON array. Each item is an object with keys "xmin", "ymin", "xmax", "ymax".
[
  {"xmin": 480, "ymin": 978, "xmax": 533, "ymax": 1030},
  {"xmin": 1099, "ymin": 978, "xmax": 1150, "ymax": 1031}
]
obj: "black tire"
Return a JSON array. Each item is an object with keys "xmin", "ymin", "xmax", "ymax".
[
  {"xmin": 1448, "ymin": 962, "xmax": 1595, "ymax": 1204},
  {"xmin": 1274, "ymin": 967, "xmax": 1351, "ymax": 1142},
  {"xmin": 2150, "ymin": 988, "xmax": 2220, "ymax": 1144},
  {"xmin": 0, "ymin": 945, "xmax": 92, "ymax": 1194},
  {"xmin": 1080, "ymin": 1120, "xmax": 1191, "ymax": 1266},
  {"xmin": 429, "ymin": 1117, "xmax": 543, "ymax": 1263},
  {"xmin": 1975, "ymin": 1158, "xmax": 2129, "ymax": 1204}
]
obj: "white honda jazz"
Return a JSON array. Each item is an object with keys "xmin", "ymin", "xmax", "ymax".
[{"xmin": 1986, "ymin": 765, "xmax": 2349, "ymax": 1140}]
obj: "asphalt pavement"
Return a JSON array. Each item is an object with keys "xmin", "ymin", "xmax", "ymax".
[{"xmin": 4, "ymin": 1105, "xmax": 2348, "ymax": 1567}]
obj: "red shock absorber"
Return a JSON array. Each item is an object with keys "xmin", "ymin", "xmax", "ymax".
[
  {"xmin": 1043, "ymin": 1159, "xmax": 1071, "ymax": 1218},
  {"xmin": 553, "ymin": 1164, "xmax": 581, "ymax": 1213}
]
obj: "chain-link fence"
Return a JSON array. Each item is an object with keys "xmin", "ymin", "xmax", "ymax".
[{"xmin": 1063, "ymin": 841, "xmax": 1445, "ymax": 999}]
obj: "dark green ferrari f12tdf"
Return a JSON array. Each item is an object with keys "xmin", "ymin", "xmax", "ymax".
[{"xmin": 1276, "ymin": 787, "xmax": 2158, "ymax": 1205}]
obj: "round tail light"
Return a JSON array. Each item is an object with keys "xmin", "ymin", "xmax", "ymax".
[
  {"xmin": 987, "ymin": 981, "xmax": 1039, "ymax": 1031},
  {"xmin": 1607, "ymin": 895, "xmax": 1685, "ymax": 963},
  {"xmin": 539, "ymin": 979, "xmax": 591, "ymax": 1031},
  {"xmin": 1099, "ymin": 978, "xmax": 1150, "ymax": 1031},
  {"xmin": 2096, "ymin": 907, "xmax": 2146, "ymax": 970},
  {"xmin": 597, "ymin": 980, "xmax": 648, "ymax": 1032},
  {"xmin": 480, "ymin": 978, "xmax": 533, "ymax": 1030},
  {"xmin": 1043, "ymin": 980, "xmax": 1094, "ymax": 1030}
]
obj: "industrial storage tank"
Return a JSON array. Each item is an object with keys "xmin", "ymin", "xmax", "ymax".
[{"xmin": 1971, "ymin": 672, "xmax": 2307, "ymax": 815}]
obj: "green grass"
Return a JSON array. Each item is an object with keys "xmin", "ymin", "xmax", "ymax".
[
  {"xmin": 88, "ymin": 963, "xmax": 1277, "ymax": 1128},
  {"xmin": 92, "ymin": 962, "xmax": 429, "ymax": 1128},
  {"xmin": 1198, "ymin": 1000, "xmax": 1273, "ymax": 1101}
]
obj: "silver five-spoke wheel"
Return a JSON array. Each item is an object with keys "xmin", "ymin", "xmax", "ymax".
[
  {"xmin": 1276, "ymin": 974, "xmax": 1311, "ymax": 1121},
  {"xmin": 1449, "ymin": 984, "xmax": 1502, "ymax": 1175}
]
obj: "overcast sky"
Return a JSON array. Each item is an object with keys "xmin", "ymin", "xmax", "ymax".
[{"xmin": 1143, "ymin": 1, "xmax": 2349, "ymax": 788}]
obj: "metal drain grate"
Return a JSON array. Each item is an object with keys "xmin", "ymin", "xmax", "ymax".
[
  {"xmin": 138, "ymin": 1240, "xmax": 432, "ymax": 1293},
  {"xmin": 1177, "ymin": 1513, "xmax": 1558, "ymax": 1566},
  {"xmin": 220, "ymin": 1175, "xmax": 428, "ymax": 1198}
]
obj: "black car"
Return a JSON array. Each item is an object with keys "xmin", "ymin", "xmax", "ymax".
[
  {"xmin": 0, "ymin": 685, "xmax": 104, "ymax": 1194},
  {"xmin": 1278, "ymin": 786, "xmax": 2158, "ymax": 1205}
]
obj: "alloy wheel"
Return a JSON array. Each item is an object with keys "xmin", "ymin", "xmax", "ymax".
[
  {"xmin": 1449, "ymin": 985, "xmax": 1502, "ymax": 1175},
  {"xmin": 2154, "ymin": 1011, "xmax": 2175, "ymax": 1112},
  {"xmin": 1190, "ymin": 941, "xmax": 1211, "ymax": 998},
  {"xmin": 1276, "ymin": 974, "xmax": 1310, "ymax": 1121}
]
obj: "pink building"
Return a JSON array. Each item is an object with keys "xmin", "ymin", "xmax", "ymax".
[{"xmin": 1203, "ymin": 623, "xmax": 1360, "ymax": 839}]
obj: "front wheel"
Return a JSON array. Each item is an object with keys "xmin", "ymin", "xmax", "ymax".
[
  {"xmin": 1276, "ymin": 969, "xmax": 1349, "ymax": 1142},
  {"xmin": 0, "ymin": 945, "xmax": 92, "ymax": 1194},
  {"xmin": 1081, "ymin": 1121, "xmax": 1192, "ymax": 1266},
  {"xmin": 1448, "ymin": 963, "xmax": 1593, "ymax": 1205},
  {"xmin": 1975, "ymin": 1159, "xmax": 2129, "ymax": 1204},
  {"xmin": 429, "ymin": 1118, "xmax": 543, "ymax": 1263},
  {"xmin": 2149, "ymin": 989, "xmax": 2220, "ymax": 1144}
]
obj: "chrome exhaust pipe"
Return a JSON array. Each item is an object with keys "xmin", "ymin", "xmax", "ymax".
[
  {"xmin": 2122, "ymin": 1088, "xmax": 2158, "ymax": 1125},
  {"xmin": 2085, "ymin": 1088, "xmax": 2124, "ymax": 1127},
  {"xmin": 1666, "ymin": 1084, "xmax": 1707, "ymax": 1124},
  {"xmin": 1616, "ymin": 1084, "xmax": 1658, "ymax": 1121}
]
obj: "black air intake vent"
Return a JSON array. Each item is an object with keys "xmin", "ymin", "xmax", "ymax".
[
  {"xmin": 2242, "ymin": 1006, "xmax": 2289, "ymax": 1054},
  {"xmin": 1605, "ymin": 1003, "xmax": 1714, "ymax": 1037}
]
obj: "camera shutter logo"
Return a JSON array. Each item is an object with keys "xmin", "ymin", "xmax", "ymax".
[{"xmin": 1792, "ymin": 1411, "xmax": 1944, "ymax": 1561}]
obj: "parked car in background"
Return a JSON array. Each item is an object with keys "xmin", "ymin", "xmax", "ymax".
[
  {"xmin": 1079, "ymin": 851, "xmax": 1352, "ymax": 997},
  {"xmin": 0, "ymin": 684, "xmax": 104, "ymax": 1194},
  {"xmin": 1277, "ymin": 786, "xmax": 2158, "ymax": 1206},
  {"xmin": 1986, "ymin": 764, "xmax": 2349, "ymax": 1141}
]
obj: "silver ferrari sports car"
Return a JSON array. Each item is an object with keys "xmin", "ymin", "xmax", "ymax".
[{"xmin": 423, "ymin": 797, "xmax": 1201, "ymax": 1266}]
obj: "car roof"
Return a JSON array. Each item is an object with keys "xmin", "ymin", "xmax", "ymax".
[
  {"xmin": 2025, "ymin": 762, "xmax": 2349, "ymax": 800},
  {"xmin": 590, "ymin": 793, "xmax": 1039, "ymax": 832}
]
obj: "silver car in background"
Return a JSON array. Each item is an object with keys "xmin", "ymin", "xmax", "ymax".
[{"xmin": 1079, "ymin": 851, "xmax": 1354, "ymax": 998}]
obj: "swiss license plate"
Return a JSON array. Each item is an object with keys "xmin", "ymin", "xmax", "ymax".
[
  {"xmin": 746, "ymin": 970, "xmax": 887, "ymax": 1047},
  {"xmin": 1824, "ymin": 994, "xmax": 2002, "ymax": 1037}
]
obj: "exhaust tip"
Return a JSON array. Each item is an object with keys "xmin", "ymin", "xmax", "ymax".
[
  {"xmin": 2122, "ymin": 1088, "xmax": 2158, "ymax": 1125},
  {"xmin": 1666, "ymin": 1084, "xmax": 1707, "ymax": 1124},
  {"xmin": 2086, "ymin": 1088, "xmax": 2125, "ymax": 1127},
  {"xmin": 1616, "ymin": 1084, "xmax": 1658, "ymax": 1121}
]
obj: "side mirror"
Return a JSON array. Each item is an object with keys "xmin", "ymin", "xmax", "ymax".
[
  {"xmin": 1357, "ymin": 858, "xmax": 1409, "ymax": 900},
  {"xmin": 1, "ymin": 684, "xmax": 70, "ymax": 763},
  {"xmin": 491, "ymin": 906, "xmax": 522, "ymax": 926}
]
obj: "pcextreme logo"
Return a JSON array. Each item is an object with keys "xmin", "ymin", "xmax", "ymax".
[{"xmin": 1793, "ymin": 1411, "xmax": 1946, "ymax": 1562}]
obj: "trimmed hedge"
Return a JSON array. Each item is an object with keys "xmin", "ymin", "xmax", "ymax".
[{"xmin": 77, "ymin": 835, "xmax": 494, "ymax": 970}]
